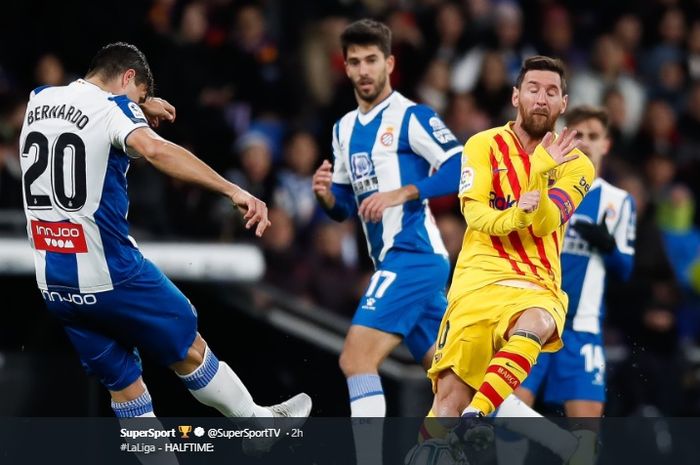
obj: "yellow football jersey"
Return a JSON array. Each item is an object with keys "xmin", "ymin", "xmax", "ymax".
[{"xmin": 450, "ymin": 122, "xmax": 595, "ymax": 302}]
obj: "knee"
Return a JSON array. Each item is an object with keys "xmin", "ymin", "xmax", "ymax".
[
  {"xmin": 511, "ymin": 308, "xmax": 556, "ymax": 342},
  {"xmin": 339, "ymin": 349, "xmax": 359, "ymax": 377},
  {"xmin": 339, "ymin": 347, "xmax": 378, "ymax": 377},
  {"xmin": 171, "ymin": 333, "xmax": 207, "ymax": 375}
]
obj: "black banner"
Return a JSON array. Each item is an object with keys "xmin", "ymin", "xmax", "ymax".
[{"xmin": 0, "ymin": 417, "xmax": 696, "ymax": 465}]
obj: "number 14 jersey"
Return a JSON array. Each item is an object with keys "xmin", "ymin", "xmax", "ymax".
[{"xmin": 19, "ymin": 79, "xmax": 149, "ymax": 292}]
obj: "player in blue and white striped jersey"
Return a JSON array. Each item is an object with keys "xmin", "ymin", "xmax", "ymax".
[
  {"xmin": 516, "ymin": 105, "xmax": 636, "ymax": 418},
  {"xmin": 312, "ymin": 19, "xmax": 461, "ymax": 428},
  {"xmin": 19, "ymin": 43, "xmax": 310, "ymax": 443}
]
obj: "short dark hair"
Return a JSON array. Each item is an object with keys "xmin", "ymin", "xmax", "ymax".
[
  {"xmin": 86, "ymin": 42, "xmax": 154, "ymax": 96},
  {"xmin": 515, "ymin": 55, "xmax": 567, "ymax": 95},
  {"xmin": 565, "ymin": 105, "xmax": 609, "ymax": 132},
  {"xmin": 340, "ymin": 19, "xmax": 392, "ymax": 59}
]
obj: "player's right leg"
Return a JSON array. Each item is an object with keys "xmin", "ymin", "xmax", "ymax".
[
  {"xmin": 565, "ymin": 400, "xmax": 604, "ymax": 418},
  {"xmin": 513, "ymin": 387, "xmax": 535, "ymax": 407},
  {"xmin": 420, "ymin": 370, "xmax": 476, "ymax": 441},
  {"xmin": 170, "ymin": 332, "xmax": 312, "ymax": 420}
]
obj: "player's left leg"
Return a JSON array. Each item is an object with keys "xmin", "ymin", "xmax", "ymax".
[
  {"xmin": 59, "ymin": 320, "xmax": 177, "ymax": 465},
  {"xmin": 494, "ymin": 355, "xmax": 582, "ymax": 465},
  {"xmin": 467, "ymin": 290, "xmax": 565, "ymax": 417},
  {"xmin": 339, "ymin": 325, "xmax": 402, "ymax": 417},
  {"xmin": 547, "ymin": 330, "xmax": 606, "ymax": 464},
  {"xmin": 339, "ymin": 326, "xmax": 401, "ymax": 465}
]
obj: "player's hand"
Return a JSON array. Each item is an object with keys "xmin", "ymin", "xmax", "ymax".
[
  {"xmin": 231, "ymin": 189, "xmax": 271, "ymax": 237},
  {"xmin": 140, "ymin": 97, "xmax": 176, "ymax": 128},
  {"xmin": 312, "ymin": 160, "xmax": 335, "ymax": 208},
  {"xmin": 359, "ymin": 186, "xmax": 415, "ymax": 223},
  {"xmin": 540, "ymin": 127, "xmax": 579, "ymax": 166},
  {"xmin": 518, "ymin": 190, "xmax": 540, "ymax": 213},
  {"xmin": 571, "ymin": 211, "xmax": 615, "ymax": 253}
]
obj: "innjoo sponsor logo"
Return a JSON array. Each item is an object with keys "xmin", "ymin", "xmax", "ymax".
[{"xmin": 31, "ymin": 220, "xmax": 88, "ymax": 253}]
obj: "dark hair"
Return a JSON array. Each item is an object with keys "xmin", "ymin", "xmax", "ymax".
[
  {"xmin": 565, "ymin": 105, "xmax": 609, "ymax": 131},
  {"xmin": 515, "ymin": 55, "xmax": 567, "ymax": 95},
  {"xmin": 86, "ymin": 42, "xmax": 154, "ymax": 96},
  {"xmin": 340, "ymin": 19, "xmax": 392, "ymax": 58}
]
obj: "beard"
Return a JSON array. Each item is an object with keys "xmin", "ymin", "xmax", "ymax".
[
  {"xmin": 354, "ymin": 73, "xmax": 387, "ymax": 104},
  {"xmin": 520, "ymin": 106, "xmax": 559, "ymax": 139}
]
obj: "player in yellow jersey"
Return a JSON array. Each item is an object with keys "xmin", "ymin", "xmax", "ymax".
[{"xmin": 425, "ymin": 56, "xmax": 595, "ymax": 436}]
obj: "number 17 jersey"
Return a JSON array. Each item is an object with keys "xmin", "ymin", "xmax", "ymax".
[{"xmin": 19, "ymin": 79, "xmax": 149, "ymax": 293}]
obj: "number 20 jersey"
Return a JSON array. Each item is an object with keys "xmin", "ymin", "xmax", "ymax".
[{"xmin": 19, "ymin": 79, "xmax": 149, "ymax": 293}]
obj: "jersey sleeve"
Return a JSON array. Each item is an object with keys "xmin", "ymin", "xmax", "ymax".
[
  {"xmin": 529, "ymin": 147, "xmax": 596, "ymax": 237},
  {"xmin": 106, "ymin": 95, "xmax": 149, "ymax": 154},
  {"xmin": 458, "ymin": 133, "xmax": 533, "ymax": 235},
  {"xmin": 458, "ymin": 133, "xmax": 493, "ymax": 204},
  {"xmin": 330, "ymin": 122, "xmax": 351, "ymax": 185},
  {"xmin": 407, "ymin": 105, "xmax": 462, "ymax": 169}
]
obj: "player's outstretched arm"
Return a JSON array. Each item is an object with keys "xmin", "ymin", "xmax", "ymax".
[{"xmin": 126, "ymin": 127, "xmax": 270, "ymax": 236}]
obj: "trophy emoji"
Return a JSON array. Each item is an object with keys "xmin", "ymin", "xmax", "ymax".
[{"xmin": 179, "ymin": 425, "xmax": 192, "ymax": 439}]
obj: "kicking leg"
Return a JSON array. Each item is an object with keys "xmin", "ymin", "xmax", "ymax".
[
  {"xmin": 172, "ymin": 333, "xmax": 311, "ymax": 419},
  {"xmin": 467, "ymin": 307, "xmax": 556, "ymax": 416},
  {"xmin": 172, "ymin": 333, "xmax": 311, "ymax": 455}
]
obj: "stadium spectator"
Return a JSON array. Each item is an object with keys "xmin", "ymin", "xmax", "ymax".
[
  {"xmin": 569, "ymin": 35, "xmax": 645, "ymax": 134},
  {"xmin": 272, "ymin": 130, "xmax": 321, "ymax": 233}
]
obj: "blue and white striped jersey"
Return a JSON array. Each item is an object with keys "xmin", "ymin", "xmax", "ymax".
[
  {"xmin": 561, "ymin": 178, "xmax": 636, "ymax": 334},
  {"xmin": 331, "ymin": 91, "xmax": 462, "ymax": 265},
  {"xmin": 19, "ymin": 79, "xmax": 149, "ymax": 292}
]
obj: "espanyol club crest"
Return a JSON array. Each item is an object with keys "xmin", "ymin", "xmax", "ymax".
[
  {"xmin": 351, "ymin": 152, "xmax": 373, "ymax": 179},
  {"xmin": 380, "ymin": 127, "xmax": 394, "ymax": 146}
]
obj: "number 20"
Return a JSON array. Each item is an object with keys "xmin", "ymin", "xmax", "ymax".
[{"xmin": 22, "ymin": 131, "xmax": 87, "ymax": 211}]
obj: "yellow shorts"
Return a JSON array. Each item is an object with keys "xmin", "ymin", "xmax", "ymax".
[{"xmin": 427, "ymin": 283, "xmax": 567, "ymax": 392}]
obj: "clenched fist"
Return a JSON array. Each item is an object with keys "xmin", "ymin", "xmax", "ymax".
[{"xmin": 518, "ymin": 191, "xmax": 540, "ymax": 213}]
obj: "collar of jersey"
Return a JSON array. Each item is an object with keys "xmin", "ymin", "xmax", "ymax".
[
  {"xmin": 356, "ymin": 90, "xmax": 396, "ymax": 126},
  {"xmin": 74, "ymin": 78, "xmax": 110, "ymax": 95}
]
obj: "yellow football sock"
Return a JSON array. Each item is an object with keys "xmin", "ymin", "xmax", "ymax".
[{"xmin": 469, "ymin": 334, "xmax": 541, "ymax": 415}]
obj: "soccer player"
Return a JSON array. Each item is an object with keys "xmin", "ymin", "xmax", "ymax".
[
  {"xmin": 515, "ymin": 105, "xmax": 634, "ymax": 411},
  {"xmin": 488, "ymin": 107, "xmax": 635, "ymax": 465},
  {"xmin": 312, "ymin": 19, "xmax": 462, "ymax": 464},
  {"xmin": 19, "ymin": 42, "xmax": 311, "ymax": 447},
  {"xmin": 425, "ymin": 56, "xmax": 595, "ymax": 435}
]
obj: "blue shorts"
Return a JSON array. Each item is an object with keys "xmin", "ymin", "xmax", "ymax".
[
  {"xmin": 352, "ymin": 251, "xmax": 449, "ymax": 361},
  {"xmin": 42, "ymin": 259, "xmax": 198, "ymax": 391},
  {"xmin": 521, "ymin": 328, "xmax": 606, "ymax": 404}
]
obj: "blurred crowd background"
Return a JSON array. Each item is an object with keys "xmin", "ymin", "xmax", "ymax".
[{"xmin": 1, "ymin": 0, "xmax": 700, "ymax": 416}]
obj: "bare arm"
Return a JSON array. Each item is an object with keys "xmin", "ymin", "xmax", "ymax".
[{"xmin": 126, "ymin": 127, "xmax": 270, "ymax": 236}]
